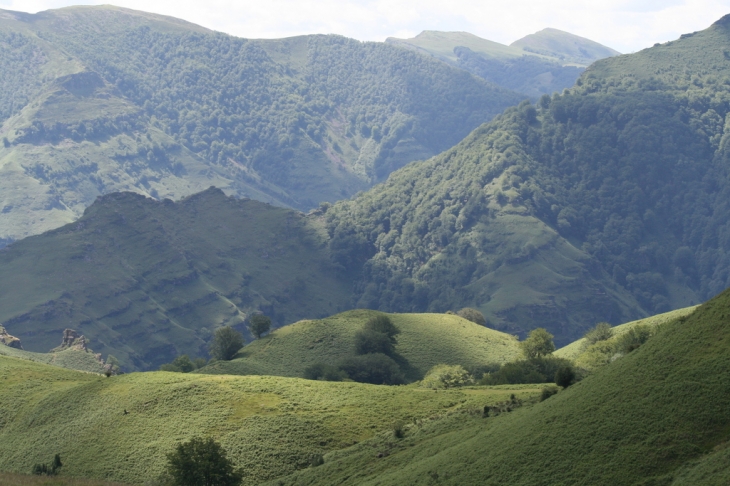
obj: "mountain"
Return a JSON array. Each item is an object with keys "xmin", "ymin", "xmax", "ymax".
[
  {"xmin": 0, "ymin": 188, "xmax": 352, "ymax": 371},
  {"xmin": 267, "ymin": 287, "xmax": 730, "ymax": 485},
  {"xmin": 0, "ymin": 5, "xmax": 524, "ymax": 244},
  {"xmin": 200, "ymin": 310, "xmax": 521, "ymax": 380},
  {"xmin": 510, "ymin": 28, "xmax": 621, "ymax": 66},
  {"xmin": 385, "ymin": 29, "xmax": 619, "ymax": 97},
  {"xmin": 0, "ymin": 353, "xmax": 542, "ymax": 485},
  {"xmin": 324, "ymin": 15, "xmax": 730, "ymax": 344}
]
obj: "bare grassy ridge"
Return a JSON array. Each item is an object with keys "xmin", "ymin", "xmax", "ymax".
[
  {"xmin": 0, "ymin": 354, "xmax": 539, "ymax": 485},
  {"xmin": 201, "ymin": 310, "xmax": 521, "ymax": 380}
]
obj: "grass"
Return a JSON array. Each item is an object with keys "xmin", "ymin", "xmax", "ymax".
[
  {"xmin": 199, "ymin": 310, "xmax": 522, "ymax": 380},
  {"xmin": 268, "ymin": 287, "xmax": 730, "ymax": 485},
  {"xmin": 0, "ymin": 472, "xmax": 130, "ymax": 486},
  {"xmin": 0, "ymin": 344, "xmax": 105, "ymax": 374},
  {"xmin": 0, "ymin": 353, "xmax": 542, "ymax": 485}
]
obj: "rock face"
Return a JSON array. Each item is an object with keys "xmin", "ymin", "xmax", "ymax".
[
  {"xmin": 52, "ymin": 329, "xmax": 89, "ymax": 352},
  {"xmin": 0, "ymin": 325, "xmax": 22, "ymax": 349}
]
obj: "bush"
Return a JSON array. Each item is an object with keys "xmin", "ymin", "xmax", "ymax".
[
  {"xmin": 616, "ymin": 324, "xmax": 653, "ymax": 353},
  {"xmin": 456, "ymin": 307, "xmax": 486, "ymax": 326},
  {"xmin": 32, "ymin": 454, "xmax": 62, "ymax": 476},
  {"xmin": 540, "ymin": 386, "xmax": 559, "ymax": 401},
  {"xmin": 209, "ymin": 327, "xmax": 245, "ymax": 361},
  {"xmin": 248, "ymin": 314, "xmax": 271, "ymax": 339},
  {"xmin": 338, "ymin": 353, "xmax": 405, "ymax": 385},
  {"xmin": 584, "ymin": 322, "xmax": 613, "ymax": 345},
  {"xmin": 421, "ymin": 364, "xmax": 473, "ymax": 389},
  {"xmin": 392, "ymin": 421, "xmax": 405, "ymax": 438},
  {"xmin": 165, "ymin": 437, "xmax": 242, "ymax": 486},
  {"xmin": 481, "ymin": 356, "xmax": 573, "ymax": 385},
  {"xmin": 303, "ymin": 363, "xmax": 348, "ymax": 381},
  {"xmin": 354, "ymin": 329, "xmax": 395, "ymax": 356},
  {"xmin": 160, "ymin": 355, "xmax": 207, "ymax": 373},
  {"xmin": 554, "ymin": 366, "xmax": 576, "ymax": 388}
]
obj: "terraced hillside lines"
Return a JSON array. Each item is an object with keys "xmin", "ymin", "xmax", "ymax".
[
  {"xmin": 0, "ymin": 188, "xmax": 352, "ymax": 371},
  {"xmin": 200, "ymin": 310, "xmax": 522, "ymax": 379},
  {"xmin": 272, "ymin": 288, "xmax": 730, "ymax": 485},
  {"xmin": 0, "ymin": 6, "xmax": 525, "ymax": 243},
  {"xmin": 0, "ymin": 355, "xmax": 541, "ymax": 485}
]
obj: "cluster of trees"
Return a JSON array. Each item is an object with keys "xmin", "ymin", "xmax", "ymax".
[
  {"xmin": 304, "ymin": 315, "xmax": 405, "ymax": 385},
  {"xmin": 0, "ymin": 32, "xmax": 45, "ymax": 125}
]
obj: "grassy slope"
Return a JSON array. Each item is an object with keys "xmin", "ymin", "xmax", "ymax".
[
  {"xmin": 0, "ymin": 344, "xmax": 105, "ymax": 374},
  {"xmin": 271, "ymin": 287, "xmax": 730, "ymax": 485},
  {"xmin": 0, "ymin": 354, "xmax": 541, "ymax": 485},
  {"xmin": 555, "ymin": 305, "xmax": 699, "ymax": 361},
  {"xmin": 201, "ymin": 310, "xmax": 521, "ymax": 380},
  {"xmin": 385, "ymin": 31, "xmax": 528, "ymax": 63},
  {"xmin": 0, "ymin": 188, "xmax": 351, "ymax": 371}
]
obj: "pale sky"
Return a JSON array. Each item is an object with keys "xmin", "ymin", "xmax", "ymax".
[{"xmin": 4, "ymin": 0, "xmax": 730, "ymax": 53}]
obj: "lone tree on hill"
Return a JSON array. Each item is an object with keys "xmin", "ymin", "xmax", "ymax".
[
  {"xmin": 209, "ymin": 327, "xmax": 244, "ymax": 361},
  {"xmin": 456, "ymin": 308, "xmax": 487, "ymax": 326},
  {"xmin": 363, "ymin": 315, "xmax": 400, "ymax": 343},
  {"xmin": 520, "ymin": 328, "xmax": 556, "ymax": 359},
  {"xmin": 248, "ymin": 314, "xmax": 271, "ymax": 339},
  {"xmin": 165, "ymin": 437, "xmax": 242, "ymax": 486}
]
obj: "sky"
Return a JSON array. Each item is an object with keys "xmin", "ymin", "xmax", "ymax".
[{"xmin": 3, "ymin": 0, "xmax": 730, "ymax": 53}]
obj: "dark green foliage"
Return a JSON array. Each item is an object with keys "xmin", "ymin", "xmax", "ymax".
[
  {"xmin": 392, "ymin": 421, "xmax": 405, "ymax": 439},
  {"xmin": 209, "ymin": 327, "xmax": 244, "ymax": 361},
  {"xmin": 554, "ymin": 366, "xmax": 575, "ymax": 388},
  {"xmin": 362, "ymin": 315, "xmax": 400, "ymax": 343},
  {"xmin": 520, "ymin": 328, "xmax": 556, "ymax": 359},
  {"xmin": 615, "ymin": 324, "xmax": 654, "ymax": 354},
  {"xmin": 248, "ymin": 315, "xmax": 271, "ymax": 340},
  {"xmin": 31, "ymin": 454, "xmax": 62, "ymax": 476},
  {"xmin": 165, "ymin": 437, "xmax": 242, "ymax": 486},
  {"xmin": 160, "ymin": 355, "xmax": 197, "ymax": 373},
  {"xmin": 302, "ymin": 363, "xmax": 347, "ymax": 382},
  {"xmin": 308, "ymin": 454, "xmax": 324, "ymax": 468},
  {"xmin": 338, "ymin": 353, "xmax": 405, "ymax": 385},
  {"xmin": 481, "ymin": 356, "xmax": 573, "ymax": 385},
  {"xmin": 456, "ymin": 307, "xmax": 486, "ymax": 326},
  {"xmin": 540, "ymin": 386, "xmax": 559, "ymax": 401},
  {"xmin": 354, "ymin": 329, "xmax": 395, "ymax": 356},
  {"xmin": 584, "ymin": 322, "xmax": 613, "ymax": 345}
]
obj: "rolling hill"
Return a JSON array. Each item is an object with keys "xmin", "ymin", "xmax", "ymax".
[
  {"xmin": 0, "ymin": 353, "xmax": 542, "ymax": 485},
  {"xmin": 0, "ymin": 5, "xmax": 524, "ymax": 243},
  {"xmin": 266, "ymin": 285, "xmax": 730, "ymax": 485},
  {"xmin": 200, "ymin": 310, "xmax": 521, "ymax": 380},
  {"xmin": 386, "ymin": 29, "xmax": 619, "ymax": 97}
]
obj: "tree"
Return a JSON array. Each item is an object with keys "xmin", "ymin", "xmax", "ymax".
[
  {"xmin": 248, "ymin": 314, "xmax": 271, "ymax": 339},
  {"xmin": 520, "ymin": 328, "xmax": 556, "ymax": 359},
  {"xmin": 456, "ymin": 308, "xmax": 486, "ymax": 326},
  {"xmin": 209, "ymin": 327, "xmax": 244, "ymax": 361},
  {"xmin": 338, "ymin": 353, "xmax": 405, "ymax": 385},
  {"xmin": 165, "ymin": 437, "xmax": 242, "ymax": 486},
  {"xmin": 362, "ymin": 315, "xmax": 400, "ymax": 343},
  {"xmin": 421, "ymin": 364, "xmax": 472, "ymax": 389},
  {"xmin": 584, "ymin": 322, "xmax": 613, "ymax": 345},
  {"xmin": 354, "ymin": 329, "xmax": 395, "ymax": 356},
  {"xmin": 554, "ymin": 366, "xmax": 576, "ymax": 388}
]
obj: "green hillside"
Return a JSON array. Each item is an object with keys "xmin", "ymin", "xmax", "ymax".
[
  {"xmin": 0, "ymin": 5, "xmax": 523, "ymax": 243},
  {"xmin": 0, "ymin": 188, "xmax": 351, "ymax": 371},
  {"xmin": 385, "ymin": 29, "xmax": 619, "ymax": 97},
  {"xmin": 324, "ymin": 15, "xmax": 730, "ymax": 344},
  {"xmin": 267, "ymin": 286, "xmax": 730, "ymax": 485},
  {"xmin": 0, "ymin": 344, "xmax": 106, "ymax": 374},
  {"xmin": 201, "ymin": 310, "xmax": 521, "ymax": 380},
  {"xmin": 0, "ymin": 354, "xmax": 541, "ymax": 485},
  {"xmin": 510, "ymin": 28, "xmax": 621, "ymax": 66}
]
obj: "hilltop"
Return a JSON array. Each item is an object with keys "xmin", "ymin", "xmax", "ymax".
[
  {"xmin": 386, "ymin": 29, "xmax": 618, "ymax": 97},
  {"xmin": 0, "ymin": 5, "xmax": 523, "ymax": 243},
  {"xmin": 0, "ymin": 353, "xmax": 542, "ymax": 485},
  {"xmin": 267, "ymin": 286, "xmax": 730, "ymax": 485},
  {"xmin": 201, "ymin": 310, "xmax": 521, "ymax": 380}
]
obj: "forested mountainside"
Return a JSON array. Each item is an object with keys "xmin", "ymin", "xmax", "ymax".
[
  {"xmin": 386, "ymin": 29, "xmax": 619, "ymax": 97},
  {"xmin": 0, "ymin": 188, "xmax": 351, "ymax": 370},
  {"xmin": 324, "ymin": 15, "xmax": 730, "ymax": 344},
  {"xmin": 0, "ymin": 5, "xmax": 523, "ymax": 243}
]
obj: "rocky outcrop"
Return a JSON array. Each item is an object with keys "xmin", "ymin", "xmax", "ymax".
[
  {"xmin": 52, "ymin": 328, "xmax": 89, "ymax": 352},
  {"xmin": 0, "ymin": 325, "xmax": 22, "ymax": 349}
]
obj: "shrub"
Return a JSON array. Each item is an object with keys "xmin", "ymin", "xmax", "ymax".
[
  {"xmin": 481, "ymin": 356, "xmax": 573, "ymax": 385},
  {"xmin": 584, "ymin": 322, "xmax": 613, "ymax": 345},
  {"xmin": 303, "ymin": 363, "xmax": 348, "ymax": 381},
  {"xmin": 209, "ymin": 327, "xmax": 245, "ymax": 361},
  {"xmin": 248, "ymin": 314, "xmax": 271, "ymax": 339},
  {"xmin": 308, "ymin": 453, "xmax": 324, "ymax": 467},
  {"xmin": 540, "ymin": 386, "xmax": 559, "ymax": 401},
  {"xmin": 32, "ymin": 454, "xmax": 62, "ymax": 476},
  {"xmin": 392, "ymin": 421, "xmax": 405, "ymax": 438},
  {"xmin": 160, "ymin": 355, "xmax": 206, "ymax": 373},
  {"xmin": 520, "ymin": 328, "xmax": 556, "ymax": 359},
  {"xmin": 456, "ymin": 307, "xmax": 486, "ymax": 326},
  {"xmin": 165, "ymin": 437, "xmax": 242, "ymax": 486},
  {"xmin": 338, "ymin": 353, "xmax": 405, "ymax": 385},
  {"xmin": 354, "ymin": 329, "xmax": 395, "ymax": 356},
  {"xmin": 616, "ymin": 324, "xmax": 653, "ymax": 353},
  {"xmin": 421, "ymin": 364, "xmax": 473, "ymax": 389}
]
